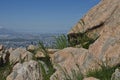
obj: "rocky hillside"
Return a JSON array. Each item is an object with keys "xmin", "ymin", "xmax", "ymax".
[
  {"xmin": 68, "ymin": 0, "xmax": 119, "ymax": 37},
  {"xmin": 0, "ymin": 27, "xmax": 38, "ymax": 39},
  {"xmin": 52, "ymin": 0, "xmax": 120, "ymax": 79},
  {"xmin": 0, "ymin": 0, "xmax": 120, "ymax": 80}
]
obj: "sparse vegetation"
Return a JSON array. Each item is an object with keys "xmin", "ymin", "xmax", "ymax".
[
  {"xmin": 37, "ymin": 41, "xmax": 55, "ymax": 80},
  {"xmin": 53, "ymin": 33, "xmax": 98, "ymax": 49},
  {"xmin": 0, "ymin": 35, "xmax": 119, "ymax": 80},
  {"xmin": 54, "ymin": 34, "xmax": 68, "ymax": 49},
  {"xmin": 68, "ymin": 19, "xmax": 99, "ymax": 49},
  {"xmin": 54, "ymin": 64, "xmax": 84, "ymax": 80},
  {"xmin": 70, "ymin": 32, "xmax": 98, "ymax": 49},
  {"xmin": 0, "ymin": 62, "xmax": 13, "ymax": 80},
  {"xmin": 86, "ymin": 61, "xmax": 120, "ymax": 80},
  {"xmin": 0, "ymin": 19, "xmax": 116, "ymax": 80}
]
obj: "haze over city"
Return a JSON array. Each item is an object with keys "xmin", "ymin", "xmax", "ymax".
[{"xmin": 0, "ymin": 0, "xmax": 100, "ymax": 33}]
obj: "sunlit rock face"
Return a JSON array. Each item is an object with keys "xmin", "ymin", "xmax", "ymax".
[
  {"xmin": 68, "ymin": 0, "xmax": 120, "ymax": 41},
  {"xmin": 68, "ymin": 0, "xmax": 120, "ymax": 67},
  {"xmin": 51, "ymin": 0, "xmax": 120, "ymax": 79},
  {"xmin": 68, "ymin": 0, "xmax": 120, "ymax": 34}
]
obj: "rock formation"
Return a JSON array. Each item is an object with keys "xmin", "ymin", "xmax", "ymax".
[
  {"xmin": 51, "ymin": 0, "xmax": 120, "ymax": 79},
  {"xmin": 0, "ymin": 0, "xmax": 120, "ymax": 80},
  {"xmin": 68, "ymin": 0, "xmax": 120, "ymax": 36},
  {"xmin": 51, "ymin": 47, "xmax": 102, "ymax": 79},
  {"xmin": 10, "ymin": 48, "xmax": 33, "ymax": 64},
  {"xmin": 68, "ymin": 0, "xmax": 120, "ymax": 70},
  {"xmin": 6, "ymin": 60, "xmax": 43, "ymax": 80}
]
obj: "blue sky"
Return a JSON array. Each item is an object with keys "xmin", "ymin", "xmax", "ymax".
[{"xmin": 0, "ymin": 0, "xmax": 100, "ymax": 33}]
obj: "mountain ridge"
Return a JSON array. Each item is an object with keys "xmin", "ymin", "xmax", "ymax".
[{"xmin": 0, "ymin": 27, "xmax": 38, "ymax": 39}]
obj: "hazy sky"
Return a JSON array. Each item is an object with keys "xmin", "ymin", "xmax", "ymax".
[{"xmin": 0, "ymin": 0, "xmax": 100, "ymax": 33}]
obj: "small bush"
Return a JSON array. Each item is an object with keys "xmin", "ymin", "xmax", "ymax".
[
  {"xmin": 37, "ymin": 41, "xmax": 55, "ymax": 80},
  {"xmin": 68, "ymin": 19, "xmax": 99, "ymax": 49},
  {"xmin": 86, "ymin": 62, "xmax": 120, "ymax": 80},
  {"xmin": 68, "ymin": 32, "xmax": 99, "ymax": 49},
  {"xmin": 54, "ymin": 34, "xmax": 68, "ymax": 49},
  {"xmin": 54, "ymin": 64, "xmax": 83, "ymax": 80},
  {"xmin": 0, "ymin": 61, "xmax": 13, "ymax": 80}
]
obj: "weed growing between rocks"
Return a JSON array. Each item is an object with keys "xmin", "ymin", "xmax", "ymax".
[
  {"xmin": 54, "ymin": 34, "xmax": 68, "ymax": 49},
  {"xmin": 86, "ymin": 61, "xmax": 120, "ymax": 80},
  {"xmin": 0, "ymin": 61, "xmax": 13, "ymax": 80},
  {"xmin": 54, "ymin": 64, "xmax": 84, "ymax": 80},
  {"xmin": 37, "ymin": 41, "xmax": 55, "ymax": 80},
  {"xmin": 68, "ymin": 19, "xmax": 99, "ymax": 49},
  {"xmin": 53, "ymin": 33, "xmax": 98, "ymax": 49},
  {"xmin": 69, "ymin": 32, "xmax": 98, "ymax": 49}
]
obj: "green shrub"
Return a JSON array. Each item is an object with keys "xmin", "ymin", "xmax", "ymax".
[
  {"xmin": 0, "ymin": 62, "xmax": 13, "ymax": 80},
  {"xmin": 86, "ymin": 61, "xmax": 120, "ymax": 80},
  {"xmin": 54, "ymin": 64, "xmax": 83, "ymax": 80},
  {"xmin": 68, "ymin": 19, "xmax": 99, "ymax": 49},
  {"xmin": 54, "ymin": 34, "xmax": 68, "ymax": 49},
  {"xmin": 37, "ymin": 41, "xmax": 55, "ymax": 80},
  {"xmin": 68, "ymin": 32, "xmax": 98, "ymax": 49}
]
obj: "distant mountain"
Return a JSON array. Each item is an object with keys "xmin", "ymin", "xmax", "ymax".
[
  {"xmin": 0, "ymin": 27, "xmax": 38, "ymax": 39},
  {"xmin": 0, "ymin": 27, "xmax": 16, "ymax": 35}
]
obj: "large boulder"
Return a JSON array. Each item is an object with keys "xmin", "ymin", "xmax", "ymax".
[
  {"xmin": 68, "ymin": 0, "xmax": 120, "ymax": 36},
  {"xmin": 51, "ymin": 47, "xmax": 106, "ymax": 80},
  {"xmin": 68, "ymin": 0, "xmax": 120, "ymax": 47},
  {"xmin": 52, "ymin": 47, "xmax": 88, "ymax": 70},
  {"xmin": 89, "ymin": 29, "xmax": 120, "ymax": 67},
  {"xmin": 6, "ymin": 60, "xmax": 43, "ymax": 80},
  {"xmin": 10, "ymin": 48, "xmax": 33, "ymax": 64},
  {"xmin": 51, "ymin": 0, "xmax": 120, "ymax": 79},
  {"xmin": 88, "ymin": 0, "xmax": 120, "ymax": 67},
  {"xmin": 67, "ymin": 0, "xmax": 120, "ymax": 70}
]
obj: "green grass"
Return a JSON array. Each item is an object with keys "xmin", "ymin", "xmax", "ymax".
[
  {"xmin": 86, "ymin": 62, "xmax": 120, "ymax": 80},
  {"xmin": 68, "ymin": 19, "xmax": 99, "ymax": 49},
  {"xmin": 53, "ymin": 64, "xmax": 84, "ymax": 80},
  {"xmin": 76, "ymin": 32, "xmax": 97, "ymax": 49},
  {"xmin": 54, "ymin": 34, "xmax": 68, "ymax": 49},
  {"xmin": 37, "ymin": 41, "xmax": 55, "ymax": 80},
  {"xmin": 68, "ymin": 32, "xmax": 99, "ymax": 49},
  {"xmin": 53, "ymin": 33, "xmax": 97, "ymax": 49},
  {"xmin": 0, "ymin": 61, "xmax": 13, "ymax": 80}
]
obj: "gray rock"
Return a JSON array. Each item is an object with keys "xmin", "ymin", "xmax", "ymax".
[
  {"xmin": 10, "ymin": 48, "xmax": 33, "ymax": 64},
  {"xmin": 6, "ymin": 60, "xmax": 43, "ymax": 80},
  {"xmin": 27, "ymin": 45, "xmax": 37, "ymax": 52}
]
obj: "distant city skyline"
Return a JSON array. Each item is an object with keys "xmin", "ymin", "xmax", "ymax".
[{"xmin": 0, "ymin": 0, "xmax": 100, "ymax": 33}]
